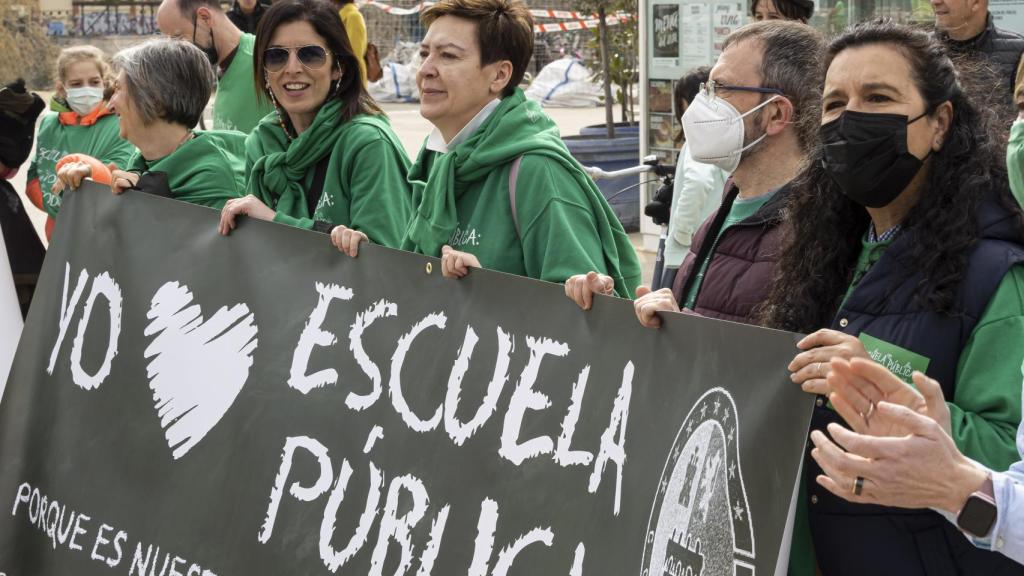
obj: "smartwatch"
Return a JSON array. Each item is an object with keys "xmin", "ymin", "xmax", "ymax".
[{"xmin": 957, "ymin": 490, "xmax": 998, "ymax": 538}]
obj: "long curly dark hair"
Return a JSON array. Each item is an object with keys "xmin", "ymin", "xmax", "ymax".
[{"xmin": 760, "ymin": 21, "xmax": 1023, "ymax": 333}]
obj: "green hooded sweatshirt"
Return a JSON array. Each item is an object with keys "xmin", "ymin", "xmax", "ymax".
[
  {"xmin": 246, "ymin": 100, "xmax": 412, "ymax": 248},
  {"xmin": 403, "ymin": 89, "xmax": 641, "ymax": 298},
  {"xmin": 125, "ymin": 130, "xmax": 247, "ymax": 209},
  {"xmin": 29, "ymin": 110, "xmax": 136, "ymax": 218},
  {"xmin": 212, "ymin": 33, "xmax": 275, "ymax": 133}
]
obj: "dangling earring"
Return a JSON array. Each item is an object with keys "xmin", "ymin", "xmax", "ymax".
[
  {"xmin": 329, "ymin": 61, "xmax": 343, "ymax": 100},
  {"xmin": 266, "ymin": 79, "xmax": 293, "ymax": 140}
]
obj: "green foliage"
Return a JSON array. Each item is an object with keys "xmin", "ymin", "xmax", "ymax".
[{"xmin": 578, "ymin": 0, "xmax": 637, "ymax": 123}]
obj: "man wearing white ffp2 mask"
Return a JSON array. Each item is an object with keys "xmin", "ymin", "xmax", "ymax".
[
  {"xmin": 648, "ymin": 22, "xmax": 824, "ymax": 326},
  {"xmin": 637, "ymin": 22, "xmax": 823, "ymax": 327},
  {"xmin": 683, "ymin": 84, "xmax": 782, "ymax": 173},
  {"xmin": 563, "ymin": 21, "xmax": 824, "ymax": 327}
]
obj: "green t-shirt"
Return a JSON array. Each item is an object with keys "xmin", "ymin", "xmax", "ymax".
[
  {"xmin": 788, "ymin": 245, "xmax": 1024, "ymax": 575},
  {"xmin": 27, "ymin": 112, "xmax": 136, "ymax": 218},
  {"xmin": 126, "ymin": 130, "xmax": 247, "ymax": 209},
  {"xmin": 838, "ymin": 235, "xmax": 892, "ymax": 307},
  {"xmin": 683, "ymin": 190, "xmax": 775, "ymax": 309},
  {"xmin": 245, "ymin": 112, "xmax": 413, "ymax": 248},
  {"xmin": 213, "ymin": 33, "xmax": 275, "ymax": 133}
]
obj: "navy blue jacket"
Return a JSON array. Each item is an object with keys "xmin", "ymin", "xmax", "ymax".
[{"xmin": 808, "ymin": 194, "xmax": 1024, "ymax": 575}]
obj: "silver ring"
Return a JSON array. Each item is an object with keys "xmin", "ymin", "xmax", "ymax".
[{"xmin": 853, "ymin": 476, "xmax": 865, "ymax": 496}]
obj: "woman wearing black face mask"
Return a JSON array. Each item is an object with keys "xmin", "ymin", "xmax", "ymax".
[{"xmin": 760, "ymin": 22, "xmax": 1024, "ymax": 575}]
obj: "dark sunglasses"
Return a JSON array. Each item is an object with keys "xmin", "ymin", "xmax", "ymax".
[{"xmin": 263, "ymin": 45, "xmax": 330, "ymax": 72}]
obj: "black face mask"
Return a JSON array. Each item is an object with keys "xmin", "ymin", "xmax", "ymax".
[
  {"xmin": 820, "ymin": 109, "xmax": 930, "ymax": 208},
  {"xmin": 192, "ymin": 13, "xmax": 219, "ymax": 66}
]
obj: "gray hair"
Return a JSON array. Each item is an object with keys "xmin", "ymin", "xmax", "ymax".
[
  {"xmin": 724, "ymin": 20, "xmax": 826, "ymax": 153},
  {"xmin": 112, "ymin": 38, "xmax": 215, "ymax": 128}
]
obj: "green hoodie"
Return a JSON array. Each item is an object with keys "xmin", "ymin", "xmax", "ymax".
[
  {"xmin": 246, "ymin": 101, "xmax": 412, "ymax": 248},
  {"xmin": 28, "ymin": 110, "xmax": 136, "ymax": 218},
  {"xmin": 125, "ymin": 130, "xmax": 247, "ymax": 209},
  {"xmin": 403, "ymin": 89, "xmax": 641, "ymax": 297},
  {"xmin": 212, "ymin": 33, "xmax": 275, "ymax": 133}
]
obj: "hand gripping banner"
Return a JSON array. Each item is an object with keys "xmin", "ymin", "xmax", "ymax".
[{"xmin": 0, "ymin": 182, "xmax": 813, "ymax": 575}]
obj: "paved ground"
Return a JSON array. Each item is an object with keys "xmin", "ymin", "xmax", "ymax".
[{"xmin": 11, "ymin": 98, "xmax": 655, "ymax": 286}]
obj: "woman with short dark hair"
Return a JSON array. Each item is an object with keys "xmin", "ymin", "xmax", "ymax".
[
  {"xmin": 763, "ymin": 21, "xmax": 1024, "ymax": 575},
  {"xmin": 331, "ymin": 0, "xmax": 640, "ymax": 294},
  {"xmin": 218, "ymin": 0, "xmax": 411, "ymax": 247}
]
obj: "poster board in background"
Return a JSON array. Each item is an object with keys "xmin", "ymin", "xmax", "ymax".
[
  {"xmin": 644, "ymin": 0, "xmax": 747, "ymax": 170},
  {"xmin": 992, "ymin": 0, "xmax": 1024, "ymax": 36}
]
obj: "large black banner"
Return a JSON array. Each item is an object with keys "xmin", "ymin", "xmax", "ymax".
[{"xmin": 0, "ymin": 182, "xmax": 814, "ymax": 575}]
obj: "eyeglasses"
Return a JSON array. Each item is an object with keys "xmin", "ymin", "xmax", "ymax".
[
  {"xmin": 263, "ymin": 45, "xmax": 330, "ymax": 72},
  {"xmin": 699, "ymin": 79, "xmax": 785, "ymax": 102}
]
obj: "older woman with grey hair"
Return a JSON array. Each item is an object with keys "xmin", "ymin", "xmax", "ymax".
[{"xmin": 58, "ymin": 38, "xmax": 246, "ymax": 208}]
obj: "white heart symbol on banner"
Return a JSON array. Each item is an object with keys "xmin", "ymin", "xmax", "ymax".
[{"xmin": 143, "ymin": 281, "xmax": 259, "ymax": 460}]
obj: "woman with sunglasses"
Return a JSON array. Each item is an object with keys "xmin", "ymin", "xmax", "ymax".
[{"xmin": 218, "ymin": 0, "xmax": 411, "ymax": 247}]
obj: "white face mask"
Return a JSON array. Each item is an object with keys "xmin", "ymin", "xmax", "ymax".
[
  {"xmin": 65, "ymin": 86, "xmax": 105, "ymax": 116},
  {"xmin": 681, "ymin": 91, "xmax": 778, "ymax": 173}
]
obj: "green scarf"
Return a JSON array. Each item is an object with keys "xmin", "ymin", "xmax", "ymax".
[
  {"xmin": 403, "ymin": 88, "xmax": 641, "ymax": 297},
  {"xmin": 248, "ymin": 98, "xmax": 347, "ymax": 220}
]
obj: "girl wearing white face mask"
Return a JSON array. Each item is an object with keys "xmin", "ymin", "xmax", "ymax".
[{"xmin": 25, "ymin": 45, "xmax": 136, "ymax": 239}]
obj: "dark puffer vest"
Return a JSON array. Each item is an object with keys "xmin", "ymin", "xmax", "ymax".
[
  {"xmin": 808, "ymin": 193, "xmax": 1024, "ymax": 576},
  {"xmin": 943, "ymin": 14, "xmax": 1024, "ymax": 108},
  {"xmin": 671, "ymin": 182, "xmax": 789, "ymax": 324}
]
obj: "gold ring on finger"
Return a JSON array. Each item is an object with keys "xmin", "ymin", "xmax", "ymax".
[{"xmin": 852, "ymin": 476, "xmax": 865, "ymax": 496}]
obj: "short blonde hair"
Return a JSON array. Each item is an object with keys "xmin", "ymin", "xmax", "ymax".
[{"xmin": 56, "ymin": 45, "xmax": 114, "ymax": 96}]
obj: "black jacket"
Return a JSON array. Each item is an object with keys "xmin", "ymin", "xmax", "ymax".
[
  {"xmin": 226, "ymin": 0, "xmax": 270, "ymax": 35},
  {"xmin": 942, "ymin": 13, "xmax": 1024, "ymax": 113},
  {"xmin": 0, "ymin": 180, "xmax": 45, "ymax": 318}
]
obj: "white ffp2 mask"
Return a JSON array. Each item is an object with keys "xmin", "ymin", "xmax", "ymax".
[
  {"xmin": 65, "ymin": 86, "xmax": 105, "ymax": 116},
  {"xmin": 681, "ymin": 91, "xmax": 778, "ymax": 173}
]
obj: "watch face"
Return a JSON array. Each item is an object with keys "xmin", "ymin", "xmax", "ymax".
[{"xmin": 958, "ymin": 495, "xmax": 998, "ymax": 538}]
